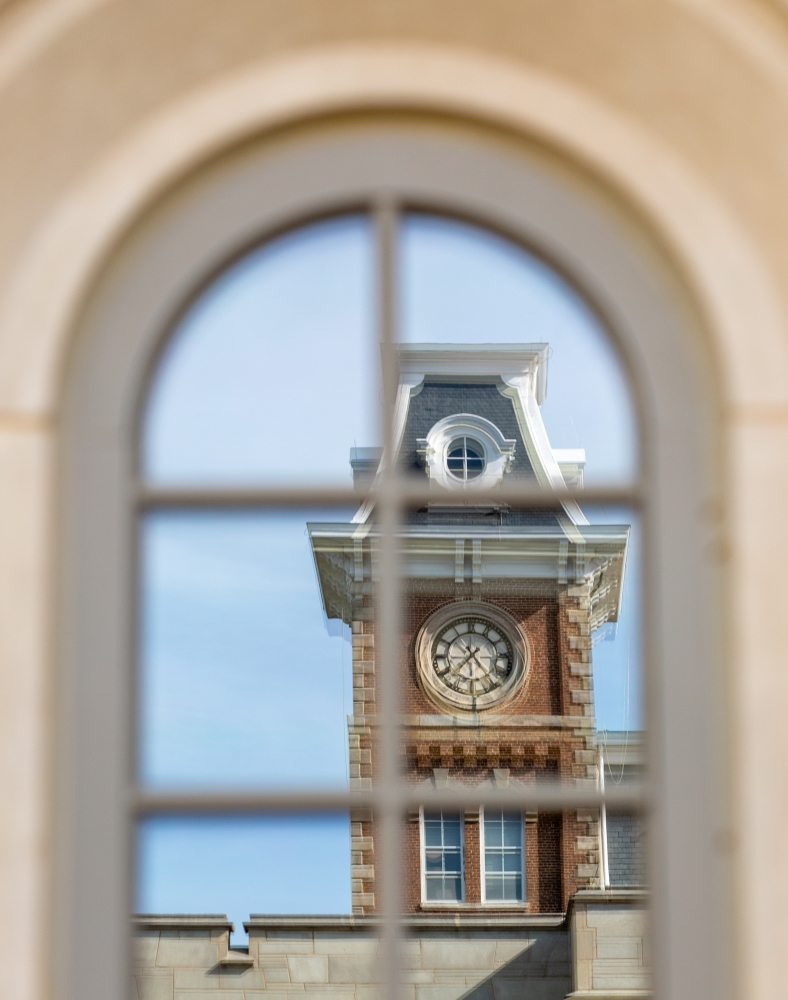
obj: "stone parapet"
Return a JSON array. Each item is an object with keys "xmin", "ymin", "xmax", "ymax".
[
  {"xmin": 132, "ymin": 903, "xmax": 649, "ymax": 998},
  {"xmin": 132, "ymin": 913, "xmax": 574, "ymax": 999}
]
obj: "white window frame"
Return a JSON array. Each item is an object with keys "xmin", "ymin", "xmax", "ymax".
[
  {"xmin": 420, "ymin": 808, "xmax": 466, "ymax": 905},
  {"xmin": 479, "ymin": 807, "xmax": 526, "ymax": 906},
  {"xmin": 55, "ymin": 119, "xmax": 729, "ymax": 1000}
]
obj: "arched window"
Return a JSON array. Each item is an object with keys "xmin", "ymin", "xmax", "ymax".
[{"xmin": 57, "ymin": 119, "xmax": 723, "ymax": 1000}]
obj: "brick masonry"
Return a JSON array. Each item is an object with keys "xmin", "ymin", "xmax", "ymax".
[{"xmin": 347, "ymin": 577, "xmax": 603, "ymax": 917}]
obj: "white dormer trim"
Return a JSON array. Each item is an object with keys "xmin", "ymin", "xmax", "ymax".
[
  {"xmin": 498, "ymin": 374, "xmax": 588, "ymax": 527},
  {"xmin": 417, "ymin": 413, "xmax": 516, "ymax": 491},
  {"xmin": 389, "ymin": 343, "xmax": 548, "ymax": 484},
  {"xmin": 553, "ymin": 448, "xmax": 586, "ymax": 489}
]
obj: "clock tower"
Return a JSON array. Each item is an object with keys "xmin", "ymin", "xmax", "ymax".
[{"xmin": 309, "ymin": 344, "xmax": 629, "ymax": 916}]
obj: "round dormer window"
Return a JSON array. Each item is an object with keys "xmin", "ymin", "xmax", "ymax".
[{"xmin": 446, "ymin": 437, "xmax": 486, "ymax": 481}]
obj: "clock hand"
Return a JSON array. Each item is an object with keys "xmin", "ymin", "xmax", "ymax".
[
  {"xmin": 451, "ymin": 647, "xmax": 477, "ymax": 671},
  {"xmin": 468, "ymin": 646, "xmax": 492, "ymax": 672}
]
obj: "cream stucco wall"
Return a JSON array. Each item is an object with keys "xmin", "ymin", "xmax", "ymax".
[{"xmin": 1, "ymin": 2, "xmax": 788, "ymax": 998}]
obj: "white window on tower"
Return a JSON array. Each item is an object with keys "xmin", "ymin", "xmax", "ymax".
[
  {"xmin": 422, "ymin": 811, "xmax": 464, "ymax": 902},
  {"xmin": 482, "ymin": 810, "xmax": 525, "ymax": 903}
]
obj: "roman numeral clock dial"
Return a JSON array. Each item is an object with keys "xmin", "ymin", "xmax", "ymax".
[
  {"xmin": 433, "ymin": 619, "xmax": 512, "ymax": 697},
  {"xmin": 416, "ymin": 602, "xmax": 529, "ymax": 712}
]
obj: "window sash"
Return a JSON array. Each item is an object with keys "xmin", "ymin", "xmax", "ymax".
[
  {"xmin": 481, "ymin": 809, "xmax": 525, "ymax": 904},
  {"xmin": 422, "ymin": 810, "xmax": 465, "ymax": 903}
]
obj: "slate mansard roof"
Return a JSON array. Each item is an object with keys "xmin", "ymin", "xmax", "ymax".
[{"xmin": 309, "ymin": 344, "xmax": 629, "ymax": 631}]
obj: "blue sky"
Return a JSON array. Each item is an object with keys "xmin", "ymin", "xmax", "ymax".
[
  {"xmin": 137, "ymin": 214, "xmax": 641, "ymax": 940},
  {"xmin": 139, "ymin": 510, "xmax": 356, "ymax": 790}
]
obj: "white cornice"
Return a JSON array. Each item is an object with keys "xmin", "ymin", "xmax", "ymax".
[
  {"xmin": 309, "ymin": 522, "xmax": 629, "ymax": 629},
  {"xmin": 397, "ymin": 343, "xmax": 549, "ymax": 405}
]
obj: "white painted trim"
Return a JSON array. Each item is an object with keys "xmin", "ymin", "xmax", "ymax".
[
  {"xmin": 553, "ymin": 449, "xmax": 586, "ymax": 490},
  {"xmin": 311, "ymin": 523, "xmax": 629, "ymax": 629},
  {"xmin": 499, "ymin": 376, "xmax": 588, "ymax": 526},
  {"xmin": 599, "ymin": 746, "xmax": 610, "ymax": 890},
  {"xmin": 351, "ymin": 374, "xmax": 423, "ymax": 524},
  {"xmin": 398, "ymin": 343, "xmax": 548, "ymax": 404}
]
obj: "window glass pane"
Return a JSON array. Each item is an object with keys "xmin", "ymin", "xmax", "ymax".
[
  {"xmin": 134, "ymin": 209, "xmax": 647, "ymax": 977},
  {"xmin": 423, "ymin": 822, "xmax": 442, "ymax": 848},
  {"xmin": 485, "ymin": 877, "xmax": 503, "ymax": 901},
  {"xmin": 503, "ymin": 821, "xmax": 522, "ymax": 848},
  {"xmin": 485, "ymin": 820, "xmax": 503, "ymax": 848},
  {"xmin": 424, "ymin": 851, "xmax": 442, "ymax": 873},
  {"xmin": 400, "ymin": 506, "xmax": 642, "ymax": 800},
  {"xmin": 426, "ymin": 876, "xmax": 462, "ymax": 903},
  {"xmin": 484, "ymin": 811, "xmax": 524, "ymax": 904},
  {"xmin": 506, "ymin": 876, "xmax": 522, "ymax": 901},
  {"xmin": 444, "ymin": 876, "xmax": 463, "ymax": 901},
  {"xmin": 442, "ymin": 817, "xmax": 462, "ymax": 847},
  {"xmin": 401, "ymin": 213, "xmax": 637, "ymax": 485},
  {"xmin": 443, "ymin": 851, "xmax": 462, "ymax": 874},
  {"xmin": 143, "ymin": 215, "xmax": 376, "ymax": 486},
  {"xmin": 138, "ymin": 509, "xmax": 356, "ymax": 789}
]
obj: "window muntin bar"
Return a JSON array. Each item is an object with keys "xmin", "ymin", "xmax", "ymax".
[
  {"xmin": 132, "ymin": 783, "xmax": 648, "ymax": 815},
  {"xmin": 135, "ymin": 482, "xmax": 644, "ymax": 511}
]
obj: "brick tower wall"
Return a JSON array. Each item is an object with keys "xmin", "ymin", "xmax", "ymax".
[{"xmin": 347, "ymin": 579, "xmax": 601, "ymax": 915}]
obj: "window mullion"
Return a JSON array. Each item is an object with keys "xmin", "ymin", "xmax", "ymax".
[{"xmin": 374, "ymin": 196, "xmax": 403, "ymax": 1000}]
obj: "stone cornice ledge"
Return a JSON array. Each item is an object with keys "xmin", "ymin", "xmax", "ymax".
[
  {"xmin": 244, "ymin": 914, "xmax": 565, "ymax": 932},
  {"xmin": 566, "ymin": 888, "xmax": 650, "ymax": 920},
  {"xmin": 565, "ymin": 993, "xmax": 651, "ymax": 999},
  {"xmin": 352, "ymin": 714, "xmax": 595, "ymax": 729},
  {"xmin": 133, "ymin": 914, "xmax": 234, "ymax": 931}
]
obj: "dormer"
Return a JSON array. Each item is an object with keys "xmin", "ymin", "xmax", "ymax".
[
  {"xmin": 415, "ymin": 413, "xmax": 517, "ymax": 490},
  {"xmin": 352, "ymin": 343, "xmax": 588, "ymax": 525}
]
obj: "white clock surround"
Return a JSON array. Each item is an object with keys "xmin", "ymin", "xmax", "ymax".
[{"xmin": 415, "ymin": 601, "xmax": 529, "ymax": 713}]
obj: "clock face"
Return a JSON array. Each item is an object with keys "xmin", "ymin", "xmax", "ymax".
[
  {"xmin": 432, "ymin": 617, "xmax": 513, "ymax": 697},
  {"xmin": 416, "ymin": 601, "xmax": 528, "ymax": 712}
]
